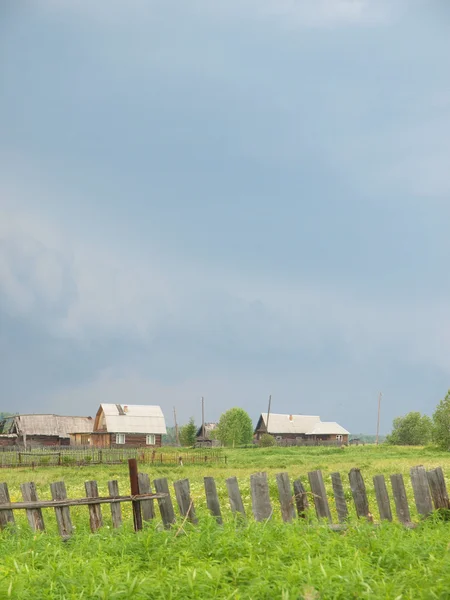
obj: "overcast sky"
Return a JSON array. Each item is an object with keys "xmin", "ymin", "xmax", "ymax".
[{"xmin": 1, "ymin": 0, "xmax": 449, "ymax": 434}]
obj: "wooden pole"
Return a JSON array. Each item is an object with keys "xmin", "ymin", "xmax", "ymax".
[
  {"xmin": 266, "ymin": 394, "xmax": 272, "ymax": 436},
  {"xmin": 173, "ymin": 406, "xmax": 180, "ymax": 446},
  {"xmin": 128, "ymin": 458, "xmax": 142, "ymax": 531},
  {"xmin": 201, "ymin": 396, "xmax": 205, "ymax": 440},
  {"xmin": 376, "ymin": 392, "xmax": 382, "ymax": 445}
]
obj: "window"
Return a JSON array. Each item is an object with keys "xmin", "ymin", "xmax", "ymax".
[
  {"xmin": 336, "ymin": 434, "xmax": 343, "ymax": 441},
  {"xmin": 146, "ymin": 434, "xmax": 156, "ymax": 445},
  {"xmin": 116, "ymin": 433, "xmax": 125, "ymax": 444}
]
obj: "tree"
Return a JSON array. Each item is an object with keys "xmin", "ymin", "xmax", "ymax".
[
  {"xmin": 216, "ymin": 408, "xmax": 253, "ymax": 447},
  {"xmin": 259, "ymin": 433, "xmax": 276, "ymax": 447},
  {"xmin": 179, "ymin": 417, "xmax": 197, "ymax": 447},
  {"xmin": 386, "ymin": 411, "xmax": 432, "ymax": 446},
  {"xmin": 433, "ymin": 390, "xmax": 450, "ymax": 450}
]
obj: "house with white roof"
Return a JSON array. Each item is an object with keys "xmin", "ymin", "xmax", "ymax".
[{"xmin": 254, "ymin": 413, "xmax": 349, "ymax": 445}]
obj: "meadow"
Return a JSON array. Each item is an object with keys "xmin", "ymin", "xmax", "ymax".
[{"xmin": 1, "ymin": 445, "xmax": 450, "ymax": 599}]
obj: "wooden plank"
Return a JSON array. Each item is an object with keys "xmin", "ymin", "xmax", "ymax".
[
  {"xmin": 204, "ymin": 477, "xmax": 222, "ymax": 524},
  {"xmin": 174, "ymin": 479, "xmax": 198, "ymax": 524},
  {"xmin": 154, "ymin": 478, "xmax": 176, "ymax": 528},
  {"xmin": 85, "ymin": 480, "xmax": 103, "ymax": 532},
  {"xmin": 348, "ymin": 468, "xmax": 370, "ymax": 519},
  {"xmin": 107, "ymin": 480, "xmax": 123, "ymax": 528},
  {"xmin": 427, "ymin": 467, "xmax": 450, "ymax": 510},
  {"xmin": 0, "ymin": 492, "xmax": 165, "ymax": 511},
  {"xmin": 0, "ymin": 483, "xmax": 15, "ymax": 530},
  {"xmin": 293, "ymin": 479, "xmax": 309, "ymax": 518},
  {"xmin": 20, "ymin": 482, "xmax": 45, "ymax": 531},
  {"xmin": 410, "ymin": 465, "xmax": 433, "ymax": 517},
  {"xmin": 373, "ymin": 475, "xmax": 392, "ymax": 521},
  {"xmin": 50, "ymin": 481, "xmax": 73, "ymax": 540},
  {"xmin": 138, "ymin": 473, "xmax": 155, "ymax": 522},
  {"xmin": 226, "ymin": 476, "xmax": 246, "ymax": 518},
  {"xmin": 276, "ymin": 472, "xmax": 295, "ymax": 523},
  {"xmin": 308, "ymin": 470, "xmax": 332, "ymax": 522},
  {"xmin": 331, "ymin": 472, "xmax": 348, "ymax": 523},
  {"xmin": 250, "ymin": 472, "xmax": 272, "ymax": 522},
  {"xmin": 128, "ymin": 458, "xmax": 142, "ymax": 531},
  {"xmin": 390, "ymin": 474, "xmax": 411, "ymax": 524}
]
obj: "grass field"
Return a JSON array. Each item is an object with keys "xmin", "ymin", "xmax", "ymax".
[{"xmin": 1, "ymin": 445, "xmax": 450, "ymax": 599}]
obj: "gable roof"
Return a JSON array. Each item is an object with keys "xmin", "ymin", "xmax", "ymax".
[
  {"xmin": 196, "ymin": 423, "xmax": 218, "ymax": 438},
  {"xmin": 0, "ymin": 415, "xmax": 93, "ymax": 438},
  {"xmin": 97, "ymin": 404, "xmax": 167, "ymax": 434},
  {"xmin": 256, "ymin": 413, "xmax": 349, "ymax": 436}
]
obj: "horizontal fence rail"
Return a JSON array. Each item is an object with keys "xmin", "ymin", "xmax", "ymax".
[
  {"xmin": 1, "ymin": 464, "xmax": 449, "ymax": 539},
  {"xmin": 0, "ymin": 447, "xmax": 226, "ymax": 469}
]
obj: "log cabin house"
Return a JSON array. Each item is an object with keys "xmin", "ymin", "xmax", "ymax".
[
  {"xmin": 254, "ymin": 413, "xmax": 349, "ymax": 445},
  {"xmin": 0, "ymin": 414, "xmax": 93, "ymax": 448},
  {"xmin": 195, "ymin": 422, "xmax": 220, "ymax": 447},
  {"xmin": 73, "ymin": 403, "xmax": 167, "ymax": 448}
]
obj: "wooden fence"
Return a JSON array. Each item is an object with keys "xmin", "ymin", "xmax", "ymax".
[
  {"xmin": 0, "ymin": 447, "xmax": 226, "ymax": 469},
  {"xmin": 0, "ymin": 463, "xmax": 448, "ymax": 539}
]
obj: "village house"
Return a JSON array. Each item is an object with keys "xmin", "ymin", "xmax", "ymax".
[
  {"xmin": 195, "ymin": 422, "xmax": 220, "ymax": 447},
  {"xmin": 254, "ymin": 413, "xmax": 349, "ymax": 445},
  {"xmin": 72, "ymin": 403, "xmax": 167, "ymax": 448},
  {"xmin": 0, "ymin": 414, "xmax": 93, "ymax": 448}
]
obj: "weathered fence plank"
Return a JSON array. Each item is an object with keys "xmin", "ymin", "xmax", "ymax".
[
  {"xmin": 85, "ymin": 480, "xmax": 103, "ymax": 532},
  {"xmin": 427, "ymin": 467, "xmax": 450, "ymax": 510},
  {"xmin": 154, "ymin": 478, "xmax": 176, "ymax": 528},
  {"xmin": 226, "ymin": 476, "xmax": 246, "ymax": 518},
  {"xmin": 348, "ymin": 469, "xmax": 370, "ymax": 519},
  {"xmin": 20, "ymin": 482, "xmax": 45, "ymax": 531},
  {"xmin": 331, "ymin": 472, "xmax": 348, "ymax": 523},
  {"xmin": 390, "ymin": 474, "xmax": 411, "ymax": 524},
  {"xmin": 410, "ymin": 466, "xmax": 433, "ymax": 517},
  {"xmin": 373, "ymin": 475, "xmax": 392, "ymax": 522},
  {"xmin": 128, "ymin": 458, "xmax": 142, "ymax": 531},
  {"xmin": 0, "ymin": 483, "xmax": 15, "ymax": 530},
  {"xmin": 293, "ymin": 479, "xmax": 309, "ymax": 518},
  {"xmin": 107, "ymin": 480, "xmax": 123, "ymax": 528},
  {"xmin": 250, "ymin": 472, "xmax": 272, "ymax": 522},
  {"xmin": 276, "ymin": 472, "xmax": 295, "ymax": 523},
  {"xmin": 174, "ymin": 479, "xmax": 198, "ymax": 524},
  {"xmin": 50, "ymin": 481, "xmax": 73, "ymax": 539},
  {"xmin": 138, "ymin": 473, "xmax": 155, "ymax": 522},
  {"xmin": 204, "ymin": 477, "xmax": 223, "ymax": 524},
  {"xmin": 308, "ymin": 470, "xmax": 332, "ymax": 522}
]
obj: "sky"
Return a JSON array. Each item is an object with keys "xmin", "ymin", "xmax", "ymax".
[{"xmin": 1, "ymin": 0, "xmax": 450, "ymax": 434}]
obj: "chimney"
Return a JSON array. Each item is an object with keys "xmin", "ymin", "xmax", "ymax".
[
  {"xmin": 289, "ymin": 414, "xmax": 293, "ymax": 421},
  {"xmin": 123, "ymin": 405, "xmax": 129, "ymax": 413}
]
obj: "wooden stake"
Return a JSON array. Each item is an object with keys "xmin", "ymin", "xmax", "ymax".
[{"xmin": 128, "ymin": 458, "xmax": 142, "ymax": 531}]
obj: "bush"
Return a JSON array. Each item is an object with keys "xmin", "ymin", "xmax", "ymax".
[
  {"xmin": 259, "ymin": 433, "xmax": 276, "ymax": 447},
  {"xmin": 385, "ymin": 412, "xmax": 432, "ymax": 446}
]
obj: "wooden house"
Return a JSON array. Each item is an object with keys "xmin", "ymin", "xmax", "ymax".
[
  {"xmin": 254, "ymin": 413, "xmax": 349, "ymax": 445},
  {"xmin": 83, "ymin": 404, "xmax": 167, "ymax": 448},
  {"xmin": 0, "ymin": 414, "xmax": 93, "ymax": 448},
  {"xmin": 195, "ymin": 422, "xmax": 220, "ymax": 447}
]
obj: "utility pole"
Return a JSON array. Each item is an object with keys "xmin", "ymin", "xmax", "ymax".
[
  {"xmin": 201, "ymin": 396, "xmax": 205, "ymax": 440},
  {"xmin": 376, "ymin": 392, "xmax": 382, "ymax": 445},
  {"xmin": 266, "ymin": 394, "xmax": 272, "ymax": 435},
  {"xmin": 173, "ymin": 406, "xmax": 180, "ymax": 446}
]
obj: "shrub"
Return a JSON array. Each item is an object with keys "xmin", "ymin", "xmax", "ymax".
[{"xmin": 259, "ymin": 433, "xmax": 276, "ymax": 447}]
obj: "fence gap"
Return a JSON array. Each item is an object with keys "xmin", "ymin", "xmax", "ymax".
[
  {"xmin": 85, "ymin": 480, "xmax": 103, "ymax": 532},
  {"xmin": 331, "ymin": 472, "xmax": 348, "ymax": 523},
  {"xmin": 250, "ymin": 472, "xmax": 272, "ymax": 522},
  {"xmin": 226, "ymin": 476, "xmax": 246, "ymax": 518},
  {"xmin": 204, "ymin": 477, "xmax": 223, "ymax": 524},
  {"xmin": 348, "ymin": 468, "xmax": 370, "ymax": 519},
  {"xmin": 308, "ymin": 470, "xmax": 332, "ymax": 522},
  {"xmin": 410, "ymin": 466, "xmax": 433, "ymax": 517},
  {"xmin": 276, "ymin": 472, "xmax": 295, "ymax": 523},
  {"xmin": 107, "ymin": 480, "xmax": 123, "ymax": 528},
  {"xmin": 50, "ymin": 481, "xmax": 73, "ymax": 540},
  {"xmin": 373, "ymin": 475, "xmax": 392, "ymax": 522}
]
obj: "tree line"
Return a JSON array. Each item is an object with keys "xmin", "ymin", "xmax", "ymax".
[{"xmin": 386, "ymin": 390, "xmax": 450, "ymax": 448}]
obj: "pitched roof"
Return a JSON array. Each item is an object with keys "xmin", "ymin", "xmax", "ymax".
[
  {"xmin": 0, "ymin": 415, "xmax": 93, "ymax": 438},
  {"xmin": 257, "ymin": 413, "xmax": 349, "ymax": 436},
  {"xmin": 98, "ymin": 404, "xmax": 167, "ymax": 434},
  {"xmin": 196, "ymin": 423, "xmax": 218, "ymax": 438}
]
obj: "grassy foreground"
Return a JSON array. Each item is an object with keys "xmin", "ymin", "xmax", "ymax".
[{"xmin": 1, "ymin": 445, "xmax": 450, "ymax": 599}]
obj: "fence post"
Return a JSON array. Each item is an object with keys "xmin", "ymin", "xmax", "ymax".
[
  {"xmin": 250, "ymin": 472, "xmax": 272, "ymax": 522},
  {"xmin": 331, "ymin": 472, "xmax": 348, "ymax": 523},
  {"xmin": 410, "ymin": 466, "xmax": 433, "ymax": 518},
  {"xmin": 226, "ymin": 476, "xmax": 246, "ymax": 518},
  {"xmin": 204, "ymin": 477, "xmax": 222, "ymax": 524},
  {"xmin": 20, "ymin": 482, "xmax": 45, "ymax": 531},
  {"xmin": 426, "ymin": 467, "xmax": 450, "ymax": 510},
  {"xmin": 50, "ymin": 481, "xmax": 73, "ymax": 540},
  {"xmin": 174, "ymin": 479, "xmax": 198, "ymax": 524},
  {"xmin": 0, "ymin": 483, "xmax": 15, "ymax": 530},
  {"xmin": 348, "ymin": 468, "xmax": 370, "ymax": 519},
  {"xmin": 373, "ymin": 475, "xmax": 392, "ymax": 521},
  {"xmin": 308, "ymin": 470, "xmax": 332, "ymax": 522},
  {"xmin": 108, "ymin": 480, "xmax": 123, "ymax": 528},
  {"xmin": 85, "ymin": 480, "xmax": 103, "ymax": 532},
  {"xmin": 276, "ymin": 472, "xmax": 295, "ymax": 523},
  {"xmin": 138, "ymin": 473, "xmax": 155, "ymax": 521},
  {"xmin": 154, "ymin": 478, "xmax": 176, "ymax": 528},
  {"xmin": 128, "ymin": 458, "xmax": 143, "ymax": 531},
  {"xmin": 390, "ymin": 474, "xmax": 411, "ymax": 524},
  {"xmin": 293, "ymin": 479, "xmax": 309, "ymax": 518}
]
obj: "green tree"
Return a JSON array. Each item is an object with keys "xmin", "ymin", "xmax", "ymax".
[
  {"xmin": 259, "ymin": 433, "xmax": 276, "ymax": 447},
  {"xmin": 179, "ymin": 417, "xmax": 197, "ymax": 447},
  {"xmin": 216, "ymin": 408, "xmax": 253, "ymax": 447},
  {"xmin": 386, "ymin": 411, "xmax": 432, "ymax": 445},
  {"xmin": 433, "ymin": 390, "xmax": 450, "ymax": 450}
]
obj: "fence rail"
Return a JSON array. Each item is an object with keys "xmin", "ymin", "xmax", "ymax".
[
  {"xmin": 1, "ymin": 463, "xmax": 449, "ymax": 539},
  {"xmin": 0, "ymin": 447, "xmax": 226, "ymax": 469}
]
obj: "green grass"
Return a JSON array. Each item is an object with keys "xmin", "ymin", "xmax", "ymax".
[{"xmin": 1, "ymin": 445, "xmax": 450, "ymax": 599}]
